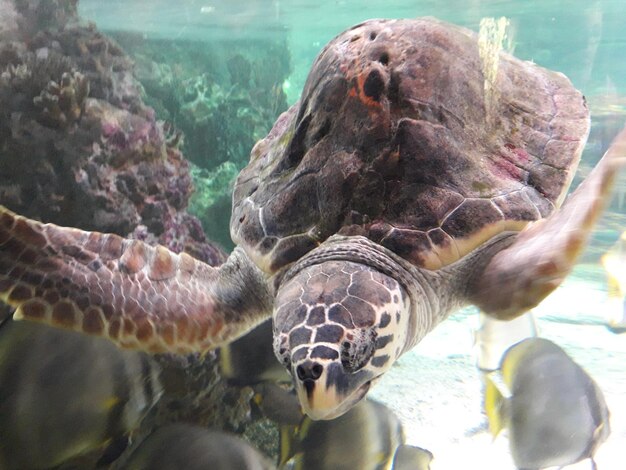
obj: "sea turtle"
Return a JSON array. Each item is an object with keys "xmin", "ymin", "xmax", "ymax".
[{"xmin": 0, "ymin": 18, "xmax": 624, "ymax": 421}]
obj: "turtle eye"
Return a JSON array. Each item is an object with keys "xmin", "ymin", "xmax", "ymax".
[{"xmin": 340, "ymin": 329, "xmax": 376, "ymax": 373}]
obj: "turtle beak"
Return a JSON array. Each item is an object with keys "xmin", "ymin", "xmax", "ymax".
[{"xmin": 292, "ymin": 360, "xmax": 373, "ymax": 420}]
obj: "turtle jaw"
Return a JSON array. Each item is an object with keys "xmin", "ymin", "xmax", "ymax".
[
  {"xmin": 298, "ymin": 380, "xmax": 372, "ymax": 421},
  {"xmin": 292, "ymin": 361, "xmax": 376, "ymax": 421}
]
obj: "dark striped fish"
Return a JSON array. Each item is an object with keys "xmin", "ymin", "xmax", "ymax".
[
  {"xmin": 392, "ymin": 444, "xmax": 434, "ymax": 470},
  {"xmin": 125, "ymin": 423, "xmax": 275, "ymax": 470},
  {"xmin": 485, "ymin": 338, "xmax": 610, "ymax": 470},
  {"xmin": 220, "ymin": 319, "xmax": 290, "ymax": 385},
  {"xmin": 279, "ymin": 399, "xmax": 404, "ymax": 470},
  {"xmin": 0, "ymin": 319, "xmax": 161, "ymax": 469}
]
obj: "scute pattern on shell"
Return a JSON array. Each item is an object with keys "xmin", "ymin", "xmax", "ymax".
[{"xmin": 232, "ymin": 18, "xmax": 590, "ymax": 272}]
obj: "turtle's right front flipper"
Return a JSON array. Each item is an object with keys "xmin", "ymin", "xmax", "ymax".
[
  {"xmin": 0, "ymin": 206, "xmax": 273, "ymax": 354},
  {"xmin": 469, "ymin": 125, "xmax": 626, "ymax": 320}
]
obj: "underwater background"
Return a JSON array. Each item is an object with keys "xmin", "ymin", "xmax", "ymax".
[
  {"xmin": 0, "ymin": 0, "xmax": 624, "ymax": 468},
  {"xmin": 79, "ymin": 1, "xmax": 626, "ymax": 468}
]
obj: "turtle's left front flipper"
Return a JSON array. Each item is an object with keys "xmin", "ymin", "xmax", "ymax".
[
  {"xmin": 470, "ymin": 125, "xmax": 626, "ymax": 320},
  {"xmin": 0, "ymin": 207, "xmax": 273, "ymax": 353}
]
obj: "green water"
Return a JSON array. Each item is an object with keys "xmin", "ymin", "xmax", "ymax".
[{"xmin": 80, "ymin": 1, "xmax": 626, "ymax": 98}]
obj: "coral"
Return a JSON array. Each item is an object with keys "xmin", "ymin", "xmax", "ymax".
[
  {"xmin": 89, "ymin": 98, "xmax": 166, "ymax": 163},
  {"xmin": 33, "ymin": 70, "xmax": 89, "ymax": 128},
  {"xmin": 0, "ymin": 49, "xmax": 81, "ymax": 117},
  {"xmin": 105, "ymin": 33, "xmax": 290, "ymax": 251},
  {"xmin": 30, "ymin": 24, "xmax": 142, "ymax": 112},
  {"xmin": 227, "ymin": 53, "xmax": 251, "ymax": 87},
  {"xmin": 121, "ymin": 35, "xmax": 290, "ymax": 172},
  {"xmin": 0, "ymin": 0, "xmax": 20, "ymax": 40},
  {"xmin": 189, "ymin": 161, "xmax": 239, "ymax": 210},
  {"xmin": 187, "ymin": 161, "xmax": 238, "ymax": 249},
  {"xmin": 12, "ymin": 0, "xmax": 79, "ymax": 36},
  {"xmin": 174, "ymin": 74, "xmax": 284, "ymax": 171},
  {"xmin": 152, "ymin": 352, "xmax": 254, "ymax": 432},
  {"xmin": 0, "ymin": 2, "xmax": 225, "ymax": 260}
]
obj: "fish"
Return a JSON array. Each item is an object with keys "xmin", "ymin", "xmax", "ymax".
[
  {"xmin": 392, "ymin": 444, "xmax": 434, "ymax": 470},
  {"xmin": 252, "ymin": 381, "xmax": 304, "ymax": 425},
  {"xmin": 220, "ymin": 318, "xmax": 291, "ymax": 385},
  {"xmin": 601, "ymin": 231, "xmax": 626, "ymax": 333},
  {"xmin": 484, "ymin": 337, "xmax": 610, "ymax": 470},
  {"xmin": 279, "ymin": 399, "xmax": 404, "ymax": 470},
  {"xmin": 473, "ymin": 311, "xmax": 539, "ymax": 372},
  {"xmin": 0, "ymin": 319, "xmax": 162, "ymax": 469},
  {"xmin": 125, "ymin": 423, "xmax": 275, "ymax": 470}
]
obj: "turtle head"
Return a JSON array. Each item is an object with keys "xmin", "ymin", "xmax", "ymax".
[{"xmin": 273, "ymin": 260, "xmax": 410, "ymax": 420}]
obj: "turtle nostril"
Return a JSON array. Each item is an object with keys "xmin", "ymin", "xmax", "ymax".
[
  {"xmin": 312, "ymin": 364, "xmax": 323, "ymax": 378},
  {"xmin": 296, "ymin": 361, "xmax": 324, "ymax": 381}
]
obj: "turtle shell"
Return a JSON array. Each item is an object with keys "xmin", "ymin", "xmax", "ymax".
[{"xmin": 232, "ymin": 18, "xmax": 590, "ymax": 273}]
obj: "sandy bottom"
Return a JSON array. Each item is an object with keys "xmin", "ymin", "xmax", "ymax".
[{"xmin": 369, "ymin": 264, "xmax": 626, "ymax": 470}]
